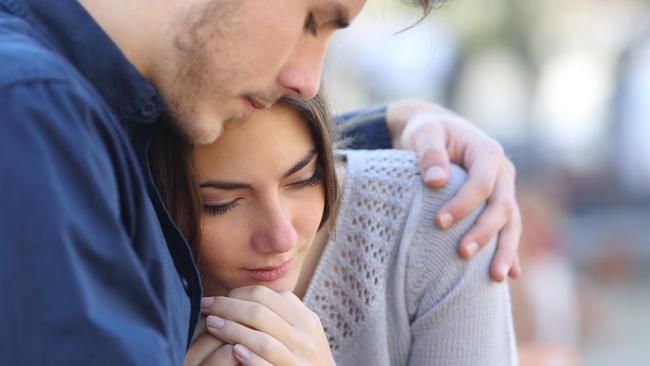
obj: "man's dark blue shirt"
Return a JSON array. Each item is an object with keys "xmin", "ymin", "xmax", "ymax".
[{"xmin": 0, "ymin": 0, "xmax": 392, "ymax": 364}]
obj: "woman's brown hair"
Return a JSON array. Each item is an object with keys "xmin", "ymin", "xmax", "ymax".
[{"xmin": 149, "ymin": 93, "xmax": 339, "ymax": 261}]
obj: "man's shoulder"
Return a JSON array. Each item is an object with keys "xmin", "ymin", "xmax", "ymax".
[{"xmin": 0, "ymin": 11, "xmax": 72, "ymax": 90}]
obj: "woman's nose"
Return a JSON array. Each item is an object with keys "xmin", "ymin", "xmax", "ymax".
[{"xmin": 250, "ymin": 203, "xmax": 298, "ymax": 254}]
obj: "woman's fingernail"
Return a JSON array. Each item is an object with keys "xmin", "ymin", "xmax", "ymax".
[
  {"xmin": 439, "ymin": 213, "xmax": 453, "ymax": 229},
  {"xmin": 206, "ymin": 315, "xmax": 225, "ymax": 329},
  {"xmin": 201, "ymin": 297, "xmax": 214, "ymax": 308},
  {"xmin": 425, "ymin": 166, "xmax": 445, "ymax": 182},
  {"xmin": 465, "ymin": 241, "xmax": 479, "ymax": 257},
  {"xmin": 233, "ymin": 344, "xmax": 251, "ymax": 360}
]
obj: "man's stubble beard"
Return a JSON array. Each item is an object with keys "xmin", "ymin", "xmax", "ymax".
[{"xmin": 163, "ymin": 0, "xmax": 240, "ymax": 145}]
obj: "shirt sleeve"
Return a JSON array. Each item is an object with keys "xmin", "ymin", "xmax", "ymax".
[
  {"xmin": 404, "ymin": 165, "xmax": 517, "ymax": 366},
  {"xmin": 0, "ymin": 81, "xmax": 178, "ymax": 365},
  {"xmin": 335, "ymin": 104, "xmax": 392, "ymax": 150}
]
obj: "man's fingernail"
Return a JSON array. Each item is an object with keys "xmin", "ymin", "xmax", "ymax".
[
  {"xmin": 206, "ymin": 315, "xmax": 225, "ymax": 329},
  {"xmin": 201, "ymin": 297, "xmax": 214, "ymax": 308},
  {"xmin": 233, "ymin": 344, "xmax": 251, "ymax": 360},
  {"xmin": 498, "ymin": 265, "xmax": 509, "ymax": 280},
  {"xmin": 425, "ymin": 166, "xmax": 445, "ymax": 182},
  {"xmin": 439, "ymin": 213, "xmax": 453, "ymax": 229},
  {"xmin": 465, "ymin": 241, "xmax": 479, "ymax": 257}
]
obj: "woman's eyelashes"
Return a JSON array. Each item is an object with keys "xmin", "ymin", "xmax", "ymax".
[
  {"xmin": 203, "ymin": 199, "xmax": 240, "ymax": 216},
  {"xmin": 202, "ymin": 171, "xmax": 322, "ymax": 216},
  {"xmin": 290, "ymin": 170, "xmax": 322, "ymax": 190}
]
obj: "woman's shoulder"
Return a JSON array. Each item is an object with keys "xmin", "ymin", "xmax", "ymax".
[{"xmin": 338, "ymin": 148, "xmax": 469, "ymax": 197}]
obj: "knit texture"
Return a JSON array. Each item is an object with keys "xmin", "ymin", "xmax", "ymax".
[{"xmin": 303, "ymin": 150, "xmax": 516, "ymax": 365}]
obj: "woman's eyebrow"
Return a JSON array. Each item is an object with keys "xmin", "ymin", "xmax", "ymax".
[
  {"xmin": 284, "ymin": 151, "xmax": 317, "ymax": 178},
  {"xmin": 198, "ymin": 181, "xmax": 251, "ymax": 190},
  {"xmin": 198, "ymin": 151, "xmax": 317, "ymax": 190}
]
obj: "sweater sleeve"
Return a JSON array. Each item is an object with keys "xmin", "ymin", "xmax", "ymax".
[{"xmin": 404, "ymin": 165, "xmax": 517, "ymax": 366}]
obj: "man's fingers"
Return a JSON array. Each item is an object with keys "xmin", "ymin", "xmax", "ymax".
[
  {"xmin": 437, "ymin": 167, "xmax": 499, "ymax": 230},
  {"xmin": 509, "ymin": 254, "xmax": 522, "ymax": 279},
  {"xmin": 489, "ymin": 211, "xmax": 522, "ymax": 282},
  {"xmin": 457, "ymin": 202, "xmax": 511, "ymax": 260},
  {"xmin": 198, "ymin": 344, "xmax": 239, "ymax": 366},
  {"xmin": 413, "ymin": 122, "xmax": 450, "ymax": 188},
  {"xmin": 419, "ymin": 146, "xmax": 451, "ymax": 188},
  {"xmin": 399, "ymin": 112, "xmax": 451, "ymax": 188},
  {"xmin": 458, "ymin": 159, "xmax": 516, "ymax": 258}
]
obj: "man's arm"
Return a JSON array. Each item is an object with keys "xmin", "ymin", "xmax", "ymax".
[
  {"xmin": 336, "ymin": 101, "xmax": 521, "ymax": 281},
  {"xmin": 0, "ymin": 82, "xmax": 178, "ymax": 365}
]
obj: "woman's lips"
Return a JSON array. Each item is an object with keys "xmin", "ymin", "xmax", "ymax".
[{"xmin": 244, "ymin": 257, "xmax": 293, "ymax": 282}]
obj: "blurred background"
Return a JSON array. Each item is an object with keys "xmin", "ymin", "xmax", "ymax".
[{"xmin": 324, "ymin": 0, "xmax": 650, "ymax": 365}]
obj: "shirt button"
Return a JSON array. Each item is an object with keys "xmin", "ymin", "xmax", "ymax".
[{"xmin": 141, "ymin": 101, "xmax": 157, "ymax": 117}]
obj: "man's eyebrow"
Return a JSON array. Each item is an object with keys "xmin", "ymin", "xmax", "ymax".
[{"xmin": 284, "ymin": 151, "xmax": 318, "ymax": 178}]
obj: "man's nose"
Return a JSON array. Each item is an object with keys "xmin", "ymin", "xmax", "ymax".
[{"xmin": 276, "ymin": 38, "xmax": 328, "ymax": 99}]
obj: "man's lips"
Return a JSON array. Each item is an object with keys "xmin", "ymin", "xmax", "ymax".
[
  {"xmin": 244, "ymin": 257, "xmax": 293, "ymax": 282},
  {"xmin": 247, "ymin": 96, "xmax": 270, "ymax": 110},
  {"xmin": 241, "ymin": 96, "xmax": 270, "ymax": 118}
]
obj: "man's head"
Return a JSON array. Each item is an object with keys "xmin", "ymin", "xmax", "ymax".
[{"xmin": 80, "ymin": 0, "xmax": 436, "ymax": 144}]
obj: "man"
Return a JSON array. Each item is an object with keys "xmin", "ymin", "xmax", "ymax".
[{"xmin": 0, "ymin": 0, "xmax": 520, "ymax": 364}]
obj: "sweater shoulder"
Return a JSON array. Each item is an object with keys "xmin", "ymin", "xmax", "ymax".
[{"xmin": 304, "ymin": 149, "xmax": 421, "ymax": 355}]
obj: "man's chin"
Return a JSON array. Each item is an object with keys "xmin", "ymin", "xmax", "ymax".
[{"xmin": 180, "ymin": 119, "xmax": 225, "ymax": 145}]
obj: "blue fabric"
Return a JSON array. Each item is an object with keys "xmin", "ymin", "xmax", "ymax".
[
  {"xmin": 0, "ymin": 0, "xmax": 392, "ymax": 364},
  {"xmin": 336, "ymin": 104, "xmax": 392, "ymax": 149},
  {"xmin": 0, "ymin": 0, "xmax": 198, "ymax": 364}
]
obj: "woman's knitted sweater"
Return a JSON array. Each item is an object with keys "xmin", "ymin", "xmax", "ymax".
[{"xmin": 303, "ymin": 149, "xmax": 516, "ymax": 365}]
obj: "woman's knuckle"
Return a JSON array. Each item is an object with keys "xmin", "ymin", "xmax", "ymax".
[
  {"xmin": 256, "ymin": 338, "xmax": 275, "ymax": 356},
  {"xmin": 245, "ymin": 304, "xmax": 264, "ymax": 323}
]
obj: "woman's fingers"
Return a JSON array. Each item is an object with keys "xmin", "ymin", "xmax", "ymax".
[
  {"xmin": 184, "ymin": 332, "xmax": 227, "ymax": 366},
  {"xmin": 228, "ymin": 286, "xmax": 303, "ymax": 325},
  {"xmin": 205, "ymin": 315, "xmax": 297, "ymax": 366},
  {"xmin": 201, "ymin": 292, "xmax": 300, "ymax": 347},
  {"xmin": 198, "ymin": 343, "xmax": 239, "ymax": 366},
  {"xmin": 232, "ymin": 344, "xmax": 273, "ymax": 366},
  {"xmin": 202, "ymin": 287, "xmax": 334, "ymax": 365}
]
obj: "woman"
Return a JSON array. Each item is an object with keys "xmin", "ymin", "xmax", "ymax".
[{"xmin": 150, "ymin": 95, "xmax": 516, "ymax": 365}]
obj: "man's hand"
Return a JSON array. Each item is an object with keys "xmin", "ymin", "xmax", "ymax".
[
  {"xmin": 201, "ymin": 286, "xmax": 336, "ymax": 366},
  {"xmin": 387, "ymin": 100, "xmax": 522, "ymax": 282}
]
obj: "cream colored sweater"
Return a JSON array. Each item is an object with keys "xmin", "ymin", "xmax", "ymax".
[{"xmin": 303, "ymin": 150, "xmax": 517, "ymax": 365}]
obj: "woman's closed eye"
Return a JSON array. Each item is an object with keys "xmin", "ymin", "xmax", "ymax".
[
  {"xmin": 203, "ymin": 199, "xmax": 240, "ymax": 216},
  {"xmin": 289, "ymin": 170, "xmax": 322, "ymax": 191}
]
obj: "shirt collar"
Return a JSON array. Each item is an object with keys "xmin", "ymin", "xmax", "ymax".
[{"xmin": 0, "ymin": 0, "xmax": 165, "ymax": 124}]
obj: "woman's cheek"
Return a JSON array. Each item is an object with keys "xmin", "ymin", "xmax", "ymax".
[
  {"xmin": 292, "ymin": 189, "xmax": 326, "ymax": 242},
  {"xmin": 200, "ymin": 219, "xmax": 244, "ymax": 273}
]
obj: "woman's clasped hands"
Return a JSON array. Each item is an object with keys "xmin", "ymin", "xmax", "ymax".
[{"xmin": 185, "ymin": 286, "xmax": 335, "ymax": 366}]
